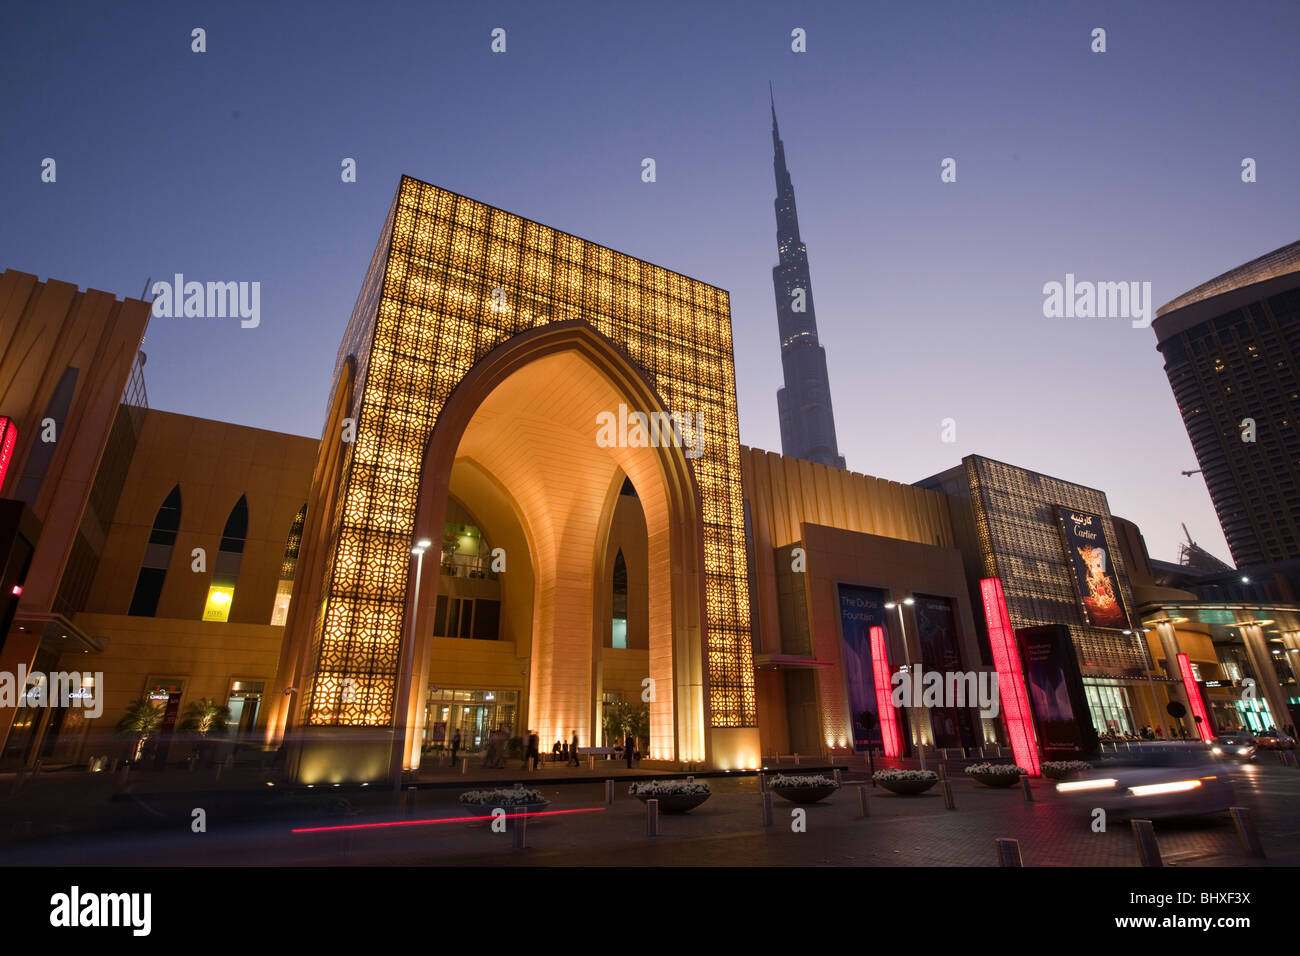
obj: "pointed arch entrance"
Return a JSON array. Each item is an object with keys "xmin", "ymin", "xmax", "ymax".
[{"xmin": 399, "ymin": 321, "xmax": 708, "ymax": 767}]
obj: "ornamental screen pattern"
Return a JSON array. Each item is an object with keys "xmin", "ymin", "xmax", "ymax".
[{"xmin": 304, "ymin": 176, "xmax": 756, "ymax": 729}]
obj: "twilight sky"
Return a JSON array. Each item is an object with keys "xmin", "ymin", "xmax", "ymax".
[{"xmin": 3, "ymin": 0, "xmax": 1297, "ymax": 563}]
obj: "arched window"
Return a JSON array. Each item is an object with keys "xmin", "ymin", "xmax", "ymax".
[
  {"xmin": 611, "ymin": 549, "xmax": 628, "ymax": 649},
  {"xmin": 128, "ymin": 485, "xmax": 181, "ymax": 616},
  {"xmin": 270, "ymin": 504, "xmax": 307, "ymax": 625},
  {"xmin": 203, "ymin": 495, "xmax": 248, "ymax": 622}
]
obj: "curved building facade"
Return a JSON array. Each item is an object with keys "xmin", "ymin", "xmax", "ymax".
[{"xmin": 1153, "ymin": 240, "xmax": 1300, "ymax": 568}]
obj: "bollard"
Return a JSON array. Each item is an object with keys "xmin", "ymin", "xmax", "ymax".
[
  {"xmin": 1131, "ymin": 819, "xmax": 1163, "ymax": 867},
  {"xmin": 605, "ymin": 779, "xmax": 614, "ymax": 805},
  {"xmin": 941, "ymin": 748, "xmax": 948, "ymax": 761},
  {"xmin": 405, "ymin": 787, "xmax": 417, "ymax": 812},
  {"xmin": 512, "ymin": 812, "xmax": 527, "ymax": 850},
  {"xmin": 1021, "ymin": 775, "xmax": 1034, "ymax": 802},
  {"xmin": 793, "ymin": 753, "xmax": 801, "ymax": 766},
  {"xmin": 937, "ymin": 764, "xmax": 946, "ymax": 781},
  {"xmin": 761, "ymin": 791, "xmax": 773, "ymax": 826},
  {"xmin": 942, "ymin": 780, "xmax": 956, "ymax": 810},
  {"xmin": 1230, "ymin": 807, "xmax": 1265, "ymax": 858},
  {"xmin": 858, "ymin": 785, "xmax": 870, "ymax": 817},
  {"xmin": 995, "ymin": 838, "xmax": 1023, "ymax": 867},
  {"xmin": 10, "ymin": 770, "xmax": 25, "ymax": 795},
  {"xmin": 978, "ymin": 746, "xmax": 986, "ymax": 759},
  {"xmin": 833, "ymin": 768, "xmax": 841, "ymax": 785},
  {"xmin": 758, "ymin": 772, "xmax": 767, "ymax": 793},
  {"xmin": 187, "ymin": 755, "xmax": 197, "ymax": 773},
  {"xmin": 108, "ymin": 757, "xmax": 119, "ymax": 774},
  {"xmin": 461, "ymin": 758, "xmax": 468, "ymax": 775},
  {"xmin": 646, "ymin": 798, "xmax": 660, "ymax": 837},
  {"xmin": 32, "ymin": 759, "xmax": 42, "ymax": 778}
]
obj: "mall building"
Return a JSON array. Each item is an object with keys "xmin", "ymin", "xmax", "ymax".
[{"xmin": 3, "ymin": 178, "xmax": 1297, "ymax": 778}]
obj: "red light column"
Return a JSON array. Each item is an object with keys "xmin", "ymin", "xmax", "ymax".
[
  {"xmin": 0, "ymin": 417, "xmax": 17, "ymax": 490},
  {"xmin": 869, "ymin": 625, "xmax": 901, "ymax": 757},
  {"xmin": 979, "ymin": 578, "xmax": 1040, "ymax": 776},
  {"xmin": 1176, "ymin": 653, "xmax": 1214, "ymax": 742}
]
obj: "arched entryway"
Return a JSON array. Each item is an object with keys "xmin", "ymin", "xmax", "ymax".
[{"xmin": 397, "ymin": 321, "xmax": 709, "ymax": 769}]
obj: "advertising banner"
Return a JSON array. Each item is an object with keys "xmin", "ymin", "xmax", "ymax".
[
  {"xmin": 914, "ymin": 595, "xmax": 976, "ymax": 750},
  {"xmin": 1016, "ymin": 623, "xmax": 1099, "ymax": 759},
  {"xmin": 1056, "ymin": 508, "xmax": 1128, "ymax": 629},
  {"xmin": 837, "ymin": 584, "xmax": 889, "ymax": 752}
]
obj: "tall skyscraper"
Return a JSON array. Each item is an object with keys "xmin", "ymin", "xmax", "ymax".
[
  {"xmin": 769, "ymin": 86, "xmax": 846, "ymax": 470},
  {"xmin": 1153, "ymin": 240, "xmax": 1300, "ymax": 568}
]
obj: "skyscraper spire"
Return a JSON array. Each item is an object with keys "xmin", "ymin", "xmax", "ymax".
[{"xmin": 768, "ymin": 87, "xmax": 846, "ymax": 470}]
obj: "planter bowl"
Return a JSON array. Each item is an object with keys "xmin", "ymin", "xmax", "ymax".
[
  {"xmin": 970, "ymin": 772, "xmax": 1021, "ymax": 789},
  {"xmin": 876, "ymin": 777, "xmax": 938, "ymax": 796},
  {"xmin": 771, "ymin": 783, "xmax": 838, "ymax": 804},
  {"xmin": 634, "ymin": 791, "xmax": 710, "ymax": 814}
]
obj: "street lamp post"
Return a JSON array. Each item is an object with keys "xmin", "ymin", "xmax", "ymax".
[
  {"xmin": 885, "ymin": 596, "xmax": 926, "ymax": 771},
  {"xmin": 393, "ymin": 537, "xmax": 432, "ymax": 799}
]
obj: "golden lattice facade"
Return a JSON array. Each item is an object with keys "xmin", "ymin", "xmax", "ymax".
[{"xmin": 300, "ymin": 176, "xmax": 756, "ymax": 737}]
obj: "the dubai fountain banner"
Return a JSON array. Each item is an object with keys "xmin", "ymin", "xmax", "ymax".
[
  {"xmin": 1056, "ymin": 508, "xmax": 1129, "ymax": 629},
  {"xmin": 837, "ymin": 583, "xmax": 889, "ymax": 751}
]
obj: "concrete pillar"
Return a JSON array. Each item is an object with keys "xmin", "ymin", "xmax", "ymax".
[{"xmin": 1239, "ymin": 624, "xmax": 1292, "ymax": 734}]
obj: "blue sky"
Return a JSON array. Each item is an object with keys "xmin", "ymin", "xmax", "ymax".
[{"xmin": 3, "ymin": 0, "xmax": 1297, "ymax": 561}]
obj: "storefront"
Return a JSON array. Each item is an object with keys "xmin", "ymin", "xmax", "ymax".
[{"xmin": 422, "ymin": 688, "xmax": 519, "ymax": 752}]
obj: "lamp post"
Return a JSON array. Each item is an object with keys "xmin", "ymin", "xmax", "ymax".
[
  {"xmin": 885, "ymin": 596, "xmax": 926, "ymax": 771},
  {"xmin": 1124, "ymin": 619, "xmax": 1171, "ymax": 742},
  {"xmin": 392, "ymin": 537, "xmax": 432, "ymax": 798}
]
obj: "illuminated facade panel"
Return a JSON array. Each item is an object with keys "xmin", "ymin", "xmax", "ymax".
[
  {"xmin": 302, "ymin": 177, "xmax": 755, "ymax": 730},
  {"xmin": 981, "ymin": 577, "xmax": 1041, "ymax": 776}
]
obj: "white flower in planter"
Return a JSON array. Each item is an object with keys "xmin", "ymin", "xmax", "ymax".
[
  {"xmin": 628, "ymin": 779, "xmax": 711, "ymax": 796},
  {"xmin": 768, "ymin": 773, "xmax": 839, "ymax": 789},
  {"xmin": 459, "ymin": 787, "xmax": 545, "ymax": 806},
  {"xmin": 964, "ymin": 762, "xmax": 1027, "ymax": 777},
  {"xmin": 872, "ymin": 769, "xmax": 939, "ymax": 783}
]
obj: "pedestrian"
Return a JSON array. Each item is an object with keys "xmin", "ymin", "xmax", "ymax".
[
  {"xmin": 450, "ymin": 728, "xmax": 461, "ymax": 767},
  {"xmin": 526, "ymin": 729, "xmax": 539, "ymax": 771},
  {"xmin": 569, "ymin": 730, "xmax": 580, "ymax": 766},
  {"xmin": 552, "ymin": 739, "xmax": 562, "ymax": 763},
  {"xmin": 624, "ymin": 732, "xmax": 635, "ymax": 769}
]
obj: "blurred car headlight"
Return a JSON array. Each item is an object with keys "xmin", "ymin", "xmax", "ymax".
[
  {"xmin": 1238, "ymin": 747, "xmax": 1251, "ymax": 755},
  {"xmin": 1211, "ymin": 747, "xmax": 1222, "ymax": 754},
  {"xmin": 1128, "ymin": 780, "xmax": 1202, "ymax": 797},
  {"xmin": 1057, "ymin": 778, "xmax": 1117, "ymax": 793}
]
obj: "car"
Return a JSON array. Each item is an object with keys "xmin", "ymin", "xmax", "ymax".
[
  {"xmin": 1054, "ymin": 746, "xmax": 1236, "ymax": 821},
  {"xmin": 1252, "ymin": 729, "xmax": 1295, "ymax": 750},
  {"xmin": 1209, "ymin": 734, "xmax": 1257, "ymax": 762}
]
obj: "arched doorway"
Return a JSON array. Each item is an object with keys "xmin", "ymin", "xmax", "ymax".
[{"xmin": 400, "ymin": 322, "xmax": 709, "ymax": 769}]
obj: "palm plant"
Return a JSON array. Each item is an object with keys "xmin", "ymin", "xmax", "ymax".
[
  {"xmin": 116, "ymin": 696, "xmax": 164, "ymax": 760},
  {"xmin": 178, "ymin": 697, "xmax": 231, "ymax": 735}
]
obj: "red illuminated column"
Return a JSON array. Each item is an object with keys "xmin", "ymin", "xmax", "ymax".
[
  {"xmin": 0, "ymin": 417, "xmax": 16, "ymax": 490},
  {"xmin": 1176, "ymin": 653, "xmax": 1214, "ymax": 742},
  {"xmin": 869, "ymin": 625, "xmax": 901, "ymax": 758},
  {"xmin": 979, "ymin": 578, "xmax": 1041, "ymax": 776}
]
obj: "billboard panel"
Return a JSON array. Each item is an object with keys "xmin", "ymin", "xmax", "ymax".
[
  {"xmin": 836, "ymin": 584, "xmax": 889, "ymax": 752},
  {"xmin": 1056, "ymin": 508, "xmax": 1129, "ymax": 629}
]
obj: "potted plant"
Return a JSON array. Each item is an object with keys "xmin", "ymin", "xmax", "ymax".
[
  {"xmin": 628, "ymin": 779, "xmax": 711, "ymax": 813},
  {"xmin": 458, "ymin": 786, "xmax": 549, "ymax": 824},
  {"xmin": 965, "ymin": 762, "xmax": 1027, "ymax": 788},
  {"xmin": 872, "ymin": 769, "xmax": 939, "ymax": 795},
  {"xmin": 115, "ymin": 696, "xmax": 165, "ymax": 762},
  {"xmin": 1041, "ymin": 760, "xmax": 1093, "ymax": 780},
  {"xmin": 767, "ymin": 773, "xmax": 839, "ymax": 804},
  {"xmin": 178, "ymin": 697, "xmax": 231, "ymax": 765}
]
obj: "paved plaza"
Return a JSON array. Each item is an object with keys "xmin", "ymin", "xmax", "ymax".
[{"xmin": 2, "ymin": 753, "xmax": 1296, "ymax": 867}]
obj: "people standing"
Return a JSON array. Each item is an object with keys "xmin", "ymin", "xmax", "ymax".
[
  {"xmin": 526, "ymin": 730, "xmax": 539, "ymax": 770},
  {"xmin": 450, "ymin": 728, "xmax": 461, "ymax": 768},
  {"xmin": 552, "ymin": 739, "xmax": 562, "ymax": 763},
  {"xmin": 569, "ymin": 731, "xmax": 580, "ymax": 766},
  {"xmin": 624, "ymin": 732, "xmax": 635, "ymax": 769}
]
